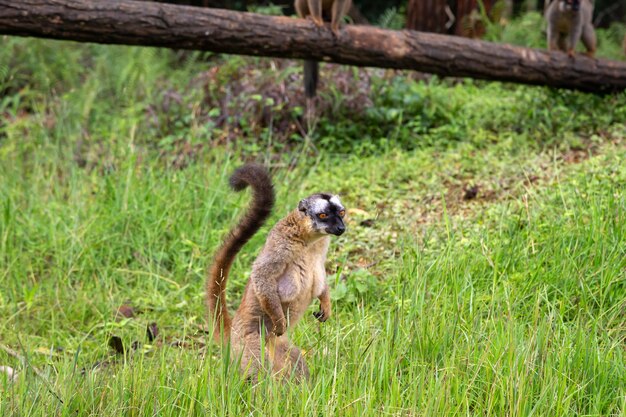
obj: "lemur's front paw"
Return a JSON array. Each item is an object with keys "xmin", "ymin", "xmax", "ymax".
[
  {"xmin": 313, "ymin": 309, "xmax": 330, "ymax": 322},
  {"xmin": 272, "ymin": 317, "xmax": 287, "ymax": 336}
]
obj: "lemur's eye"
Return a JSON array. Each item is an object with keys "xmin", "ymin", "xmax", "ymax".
[
  {"xmin": 318, "ymin": 213, "xmax": 328, "ymax": 219},
  {"xmin": 339, "ymin": 210, "xmax": 345, "ymax": 218}
]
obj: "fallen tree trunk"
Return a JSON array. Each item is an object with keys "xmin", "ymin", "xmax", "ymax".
[{"xmin": 1, "ymin": 0, "xmax": 625, "ymax": 93}]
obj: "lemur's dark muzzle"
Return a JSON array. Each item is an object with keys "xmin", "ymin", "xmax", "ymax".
[{"xmin": 331, "ymin": 224, "xmax": 346, "ymax": 236}]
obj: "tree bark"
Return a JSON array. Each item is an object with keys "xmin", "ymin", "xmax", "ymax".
[
  {"xmin": 0, "ymin": 0, "xmax": 625, "ymax": 93},
  {"xmin": 406, "ymin": 0, "xmax": 449, "ymax": 33}
]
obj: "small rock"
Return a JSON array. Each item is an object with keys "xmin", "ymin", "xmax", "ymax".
[
  {"xmin": 463, "ymin": 185, "xmax": 479, "ymax": 201},
  {"xmin": 115, "ymin": 304, "xmax": 135, "ymax": 321},
  {"xmin": 108, "ymin": 336, "xmax": 125, "ymax": 355}
]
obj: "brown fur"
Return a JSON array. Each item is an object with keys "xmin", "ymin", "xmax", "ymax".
[
  {"xmin": 207, "ymin": 165, "xmax": 339, "ymax": 380},
  {"xmin": 545, "ymin": 0, "xmax": 596, "ymax": 58}
]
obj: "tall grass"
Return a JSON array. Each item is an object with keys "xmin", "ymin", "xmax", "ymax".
[{"xmin": 1, "ymin": 149, "xmax": 624, "ymax": 415}]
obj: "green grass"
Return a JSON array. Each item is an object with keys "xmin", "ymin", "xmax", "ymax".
[{"xmin": 1, "ymin": 30, "xmax": 625, "ymax": 416}]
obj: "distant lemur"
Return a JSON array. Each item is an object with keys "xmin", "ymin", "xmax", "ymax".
[{"xmin": 545, "ymin": 0, "xmax": 596, "ymax": 57}]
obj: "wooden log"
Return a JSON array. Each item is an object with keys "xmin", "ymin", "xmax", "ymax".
[{"xmin": 0, "ymin": 0, "xmax": 625, "ymax": 93}]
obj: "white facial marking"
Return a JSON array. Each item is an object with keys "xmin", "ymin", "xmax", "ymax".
[
  {"xmin": 311, "ymin": 198, "xmax": 329, "ymax": 213},
  {"xmin": 329, "ymin": 195, "xmax": 343, "ymax": 209}
]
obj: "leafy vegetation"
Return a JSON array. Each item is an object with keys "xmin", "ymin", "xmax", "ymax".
[{"xmin": 1, "ymin": 12, "xmax": 625, "ymax": 416}]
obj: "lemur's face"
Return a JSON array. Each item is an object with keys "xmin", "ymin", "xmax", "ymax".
[
  {"xmin": 299, "ymin": 193, "xmax": 346, "ymax": 236},
  {"xmin": 560, "ymin": 0, "xmax": 580, "ymax": 12}
]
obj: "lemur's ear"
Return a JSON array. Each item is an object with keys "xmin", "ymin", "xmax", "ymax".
[{"xmin": 298, "ymin": 199, "xmax": 308, "ymax": 213}]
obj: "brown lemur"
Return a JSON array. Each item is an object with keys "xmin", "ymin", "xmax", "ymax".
[
  {"xmin": 294, "ymin": 0, "xmax": 352, "ymax": 98},
  {"xmin": 545, "ymin": 0, "xmax": 596, "ymax": 58},
  {"xmin": 206, "ymin": 164, "xmax": 346, "ymax": 380}
]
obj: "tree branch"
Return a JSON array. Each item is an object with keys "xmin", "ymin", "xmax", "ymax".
[{"xmin": 0, "ymin": 0, "xmax": 625, "ymax": 93}]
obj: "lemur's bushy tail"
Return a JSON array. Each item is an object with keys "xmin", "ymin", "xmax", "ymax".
[{"xmin": 206, "ymin": 164, "xmax": 275, "ymax": 342}]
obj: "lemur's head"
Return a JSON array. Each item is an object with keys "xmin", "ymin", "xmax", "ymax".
[
  {"xmin": 298, "ymin": 193, "xmax": 346, "ymax": 237},
  {"xmin": 559, "ymin": 0, "xmax": 580, "ymax": 12}
]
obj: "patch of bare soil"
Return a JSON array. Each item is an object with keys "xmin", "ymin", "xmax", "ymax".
[{"xmin": 340, "ymin": 136, "xmax": 623, "ymax": 275}]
